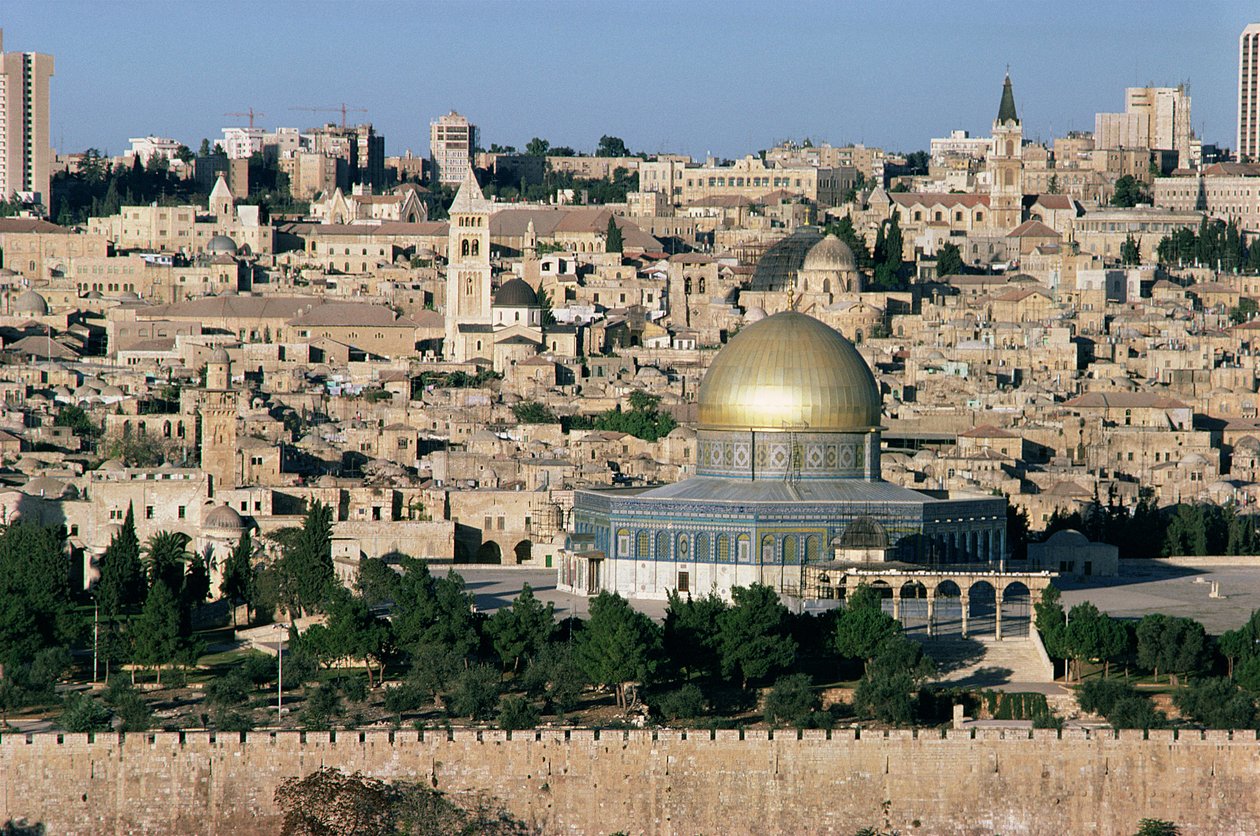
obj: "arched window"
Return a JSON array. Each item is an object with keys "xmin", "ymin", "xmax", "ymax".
[
  {"xmin": 656, "ymin": 530, "xmax": 671, "ymax": 560},
  {"xmin": 677, "ymin": 534, "xmax": 689, "ymax": 561},
  {"xmin": 695, "ymin": 533, "xmax": 709, "ymax": 562},
  {"xmin": 717, "ymin": 534, "xmax": 731, "ymax": 563},
  {"xmin": 737, "ymin": 534, "xmax": 751, "ymax": 562},
  {"xmin": 761, "ymin": 535, "xmax": 775, "ymax": 563},
  {"xmin": 782, "ymin": 536, "xmax": 799, "ymax": 564},
  {"xmin": 461, "ymin": 239, "xmax": 470, "ymax": 257},
  {"xmin": 637, "ymin": 530, "xmax": 650, "ymax": 558},
  {"xmin": 805, "ymin": 536, "xmax": 821, "ymax": 563},
  {"xmin": 471, "ymin": 240, "xmax": 480, "ymax": 256},
  {"xmin": 616, "ymin": 529, "xmax": 630, "ymax": 557}
]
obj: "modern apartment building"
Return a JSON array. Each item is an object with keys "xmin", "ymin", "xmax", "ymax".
[
  {"xmin": 0, "ymin": 29, "xmax": 54, "ymax": 204},
  {"xmin": 1240, "ymin": 23, "xmax": 1260, "ymax": 161},
  {"xmin": 429, "ymin": 111, "xmax": 478, "ymax": 185}
]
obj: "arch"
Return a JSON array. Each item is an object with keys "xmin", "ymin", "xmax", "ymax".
[
  {"xmin": 898, "ymin": 581, "xmax": 929, "ymax": 633},
  {"xmin": 934, "ymin": 580, "xmax": 963, "ymax": 635},
  {"xmin": 474, "ymin": 541, "xmax": 501, "ymax": 564},
  {"xmin": 453, "ymin": 541, "xmax": 473, "ymax": 563},
  {"xmin": 656, "ymin": 530, "xmax": 671, "ymax": 561},
  {"xmin": 471, "ymin": 240, "xmax": 480, "ymax": 256},
  {"xmin": 736, "ymin": 534, "xmax": 751, "ymax": 563},
  {"xmin": 805, "ymin": 535, "xmax": 821, "ymax": 564},
  {"xmin": 822, "ymin": 278, "xmax": 831, "ymax": 294},
  {"xmin": 1001, "ymin": 581, "xmax": 1031, "ymax": 638},
  {"xmin": 513, "ymin": 539, "xmax": 532, "ymax": 564},
  {"xmin": 461, "ymin": 239, "xmax": 470, "ymax": 257},
  {"xmin": 782, "ymin": 535, "xmax": 799, "ymax": 565},
  {"xmin": 694, "ymin": 532, "xmax": 709, "ymax": 563},
  {"xmin": 761, "ymin": 535, "xmax": 775, "ymax": 564},
  {"xmin": 968, "ymin": 580, "xmax": 997, "ymax": 637},
  {"xmin": 717, "ymin": 533, "xmax": 731, "ymax": 563},
  {"xmin": 676, "ymin": 533, "xmax": 690, "ymax": 562},
  {"xmin": 616, "ymin": 528, "xmax": 630, "ymax": 558},
  {"xmin": 636, "ymin": 530, "xmax": 650, "ymax": 558}
]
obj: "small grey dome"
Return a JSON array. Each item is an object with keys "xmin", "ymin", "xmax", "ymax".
[
  {"xmin": 204, "ymin": 503, "xmax": 245, "ymax": 532},
  {"xmin": 206, "ymin": 235, "xmax": 239, "ymax": 256},
  {"xmin": 14, "ymin": 289, "xmax": 48, "ymax": 315}
]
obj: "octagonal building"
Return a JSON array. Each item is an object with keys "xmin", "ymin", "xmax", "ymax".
[{"xmin": 561, "ymin": 311, "xmax": 1007, "ymax": 600}]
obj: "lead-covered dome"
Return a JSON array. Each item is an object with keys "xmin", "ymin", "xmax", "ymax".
[
  {"xmin": 493, "ymin": 278, "xmax": 538, "ymax": 307},
  {"xmin": 697, "ymin": 311, "xmax": 880, "ymax": 432},
  {"xmin": 802, "ymin": 234, "xmax": 856, "ymax": 271}
]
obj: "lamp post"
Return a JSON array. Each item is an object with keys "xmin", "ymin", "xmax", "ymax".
[{"xmin": 274, "ymin": 623, "xmax": 290, "ymax": 722}]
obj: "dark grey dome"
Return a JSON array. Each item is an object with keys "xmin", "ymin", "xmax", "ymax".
[
  {"xmin": 493, "ymin": 278, "xmax": 539, "ymax": 307},
  {"xmin": 840, "ymin": 516, "xmax": 889, "ymax": 550},
  {"xmin": 749, "ymin": 227, "xmax": 825, "ymax": 291}
]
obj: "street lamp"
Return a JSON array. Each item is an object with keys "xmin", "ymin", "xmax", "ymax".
[{"xmin": 273, "ymin": 623, "xmax": 290, "ymax": 722}]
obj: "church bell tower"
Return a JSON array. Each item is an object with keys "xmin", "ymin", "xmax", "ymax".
[{"xmin": 989, "ymin": 72, "xmax": 1024, "ymax": 232}]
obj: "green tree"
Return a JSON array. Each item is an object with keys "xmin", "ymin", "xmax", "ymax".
[
  {"xmin": 763, "ymin": 673, "xmax": 821, "ymax": 727},
  {"xmin": 486, "ymin": 584, "xmax": 554, "ymax": 672},
  {"xmin": 1173, "ymin": 678, "xmax": 1257, "ymax": 729},
  {"xmin": 663, "ymin": 591, "xmax": 727, "ymax": 680},
  {"xmin": 1136, "ymin": 614, "xmax": 1208, "ymax": 685},
  {"xmin": 596, "ymin": 135, "xmax": 630, "ymax": 157},
  {"xmin": 0, "ymin": 522, "xmax": 75, "ymax": 671},
  {"xmin": 1033, "ymin": 585, "xmax": 1069, "ymax": 661},
  {"xmin": 279, "ymin": 500, "xmax": 335, "ymax": 616},
  {"xmin": 132, "ymin": 582, "xmax": 182, "ymax": 685},
  {"xmin": 576, "ymin": 591, "xmax": 661, "ymax": 708},
  {"xmin": 1047, "ymin": 174, "xmax": 1060, "ymax": 194},
  {"xmin": 58, "ymin": 692, "xmax": 112, "ymax": 732},
  {"xmin": 142, "ymin": 530, "xmax": 190, "ymax": 596},
  {"xmin": 520, "ymin": 642, "xmax": 586, "ymax": 716},
  {"xmin": 853, "ymin": 638, "xmax": 934, "ymax": 725},
  {"xmin": 1120, "ymin": 234, "xmax": 1141, "ymax": 265},
  {"xmin": 319, "ymin": 587, "xmax": 393, "ymax": 687},
  {"xmin": 825, "ymin": 214, "xmax": 871, "ymax": 268},
  {"xmin": 524, "ymin": 137, "xmax": 550, "ymax": 157},
  {"xmin": 96, "ymin": 504, "xmax": 145, "ymax": 617},
  {"xmin": 1133, "ymin": 820, "xmax": 1179, "ymax": 836},
  {"xmin": 605, "ymin": 215, "xmax": 623, "ymax": 253},
  {"xmin": 936, "ymin": 241, "xmax": 964, "ymax": 277},
  {"xmin": 220, "ymin": 531, "xmax": 256, "ymax": 625},
  {"xmin": 833, "ymin": 585, "xmax": 902, "ymax": 667},
  {"xmin": 511, "ymin": 401, "xmax": 556, "ymax": 424},
  {"xmin": 355, "ymin": 556, "xmax": 400, "ymax": 608},
  {"xmin": 717, "ymin": 584, "xmax": 797, "ymax": 688},
  {"xmin": 1111, "ymin": 175, "xmax": 1147, "ymax": 208},
  {"xmin": 53, "ymin": 404, "xmax": 100, "ymax": 439},
  {"xmin": 445, "ymin": 664, "xmax": 500, "ymax": 720}
]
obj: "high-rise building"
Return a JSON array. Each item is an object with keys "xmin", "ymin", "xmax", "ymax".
[
  {"xmin": 1125, "ymin": 86, "xmax": 1193, "ymax": 165},
  {"xmin": 430, "ymin": 111, "xmax": 478, "ymax": 185},
  {"xmin": 1240, "ymin": 24, "xmax": 1260, "ymax": 161},
  {"xmin": 0, "ymin": 29, "xmax": 54, "ymax": 205}
]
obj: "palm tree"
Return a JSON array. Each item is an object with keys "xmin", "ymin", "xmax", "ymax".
[{"xmin": 143, "ymin": 531, "xmax": 191, "ymax": 595}]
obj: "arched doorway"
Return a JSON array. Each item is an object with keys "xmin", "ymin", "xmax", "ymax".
[
  {"xmin": 899, "ymin": 581, "xmax": 929, "ymax": 634},
  {"xmin": 869, "ymin": 580, "xmax": 894, "ymax": 617},
  {"xmin": 1001, "ymin": 581, "xmax": 1031, "ymax": 638},
  {"xmin": 475, "ymin": 541, "xmax": 502, "ymax": 564},
  {"xmin": 513, "ymin": 539, "xmax": 532, "ymax": 565},
  {"xmin": 968, "ymin": 580, "xmax": 997, "ymax": 637},
  {"xmin": 934, "ymin": 580, "xmax": 962, "ymax": 635}
]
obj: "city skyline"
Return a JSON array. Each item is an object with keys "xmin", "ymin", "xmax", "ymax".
[{"xmin": 4, "ymin": 0, "xmax": 1257, "ymax": 159}]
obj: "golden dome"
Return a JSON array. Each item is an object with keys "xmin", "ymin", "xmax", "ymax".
[{"xmin": 697, "ymin": 311, "xmax": 881, "ymax": 433}]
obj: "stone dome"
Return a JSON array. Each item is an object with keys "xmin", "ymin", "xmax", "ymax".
[
  {"xmin": 206, "ymin": 235, "xmax": 239, "ymax": 256},
  {"xmin": 744, "ymin": 306, "xmax": 767, "ymax": 324},
  {"xmin": 493, "ymin": 278, "xmax": 538, "ymax": 308},
  {"xmin": 204, "ymin": 503, "xmax": 245, "ymax": 532},
  {"xmin": 209, "ymin": 346, "xmax": 231, "ymax": 364},
  {"xmin": 13, "ymin": 289, "xmax": 48, "ymax": 315},
  {"xmin": 802, "ymin": 234, "xmax": 856, "ymax": 272},
  {"xmin": 697, "ymin": 311, "xmax": 881, "ymax": 433}
]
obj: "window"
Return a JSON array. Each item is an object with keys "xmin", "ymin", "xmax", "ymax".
[
  {"xmin": 177, "ymin": 506, "xmax": 186, "ymax": 519},
  {"xmin": 145, "ymin": 506, "xmax": 154, "ymax": 520},
  {"xmin": 677, "ymin": 571, "xmax": 689, "ymax": 593}
]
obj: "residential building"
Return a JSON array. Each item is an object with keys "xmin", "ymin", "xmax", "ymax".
[
  {"xmin": 1242, "ymin": 23, "xmax": 1260, "ymax": 161},
  {"xmin": 0, "ymin": 29, "xmax": 54, "ymax": 204},
  {"xmin": 430, "ymin": 111, "xmax": 478, "ymax": 185}
]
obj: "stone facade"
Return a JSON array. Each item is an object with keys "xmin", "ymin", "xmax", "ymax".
[{"xmin": 1, "ymin": 729, "xmax": 1258, "ymax": 835}]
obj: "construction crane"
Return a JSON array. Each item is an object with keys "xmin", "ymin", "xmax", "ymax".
[
  {"xmin": 290, "ymin": 103, "xmax": 368, "ymax": 129},
  {"xmin": 224, "ymin": 108, "xmax": 265, "ymax": 128}
]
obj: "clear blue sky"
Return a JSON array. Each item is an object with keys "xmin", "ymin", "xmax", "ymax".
[{"xmin": 4, "ymin": 0, "xmax": 1257, "ymax": 159}]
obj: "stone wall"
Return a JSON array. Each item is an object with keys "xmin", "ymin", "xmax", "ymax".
[{"xmin": 1, "ymin": 727, "xmax": 1257, "ymax": 835}]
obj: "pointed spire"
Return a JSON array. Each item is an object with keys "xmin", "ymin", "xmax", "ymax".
[
  {"xmin": 449, "ymin": 165, "xmax": 489, "ymax": 214},
  {"xmin": 997, "ymin": 73, "xmax": 1019, "ymax": 125}
]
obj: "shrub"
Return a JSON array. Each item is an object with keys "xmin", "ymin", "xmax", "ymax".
[
  {"xmin": 654, "ymin": 684, "xmax": 707, "ymax": 722},
  {"xmin": 445, "ymin": 665, "xmax": 500, "ymax": 721},
  {"xmin": 763, "ymin": 674, "xmax": 820, "ymax": 727},
  {"xmin": 1077, "ymin": 678, "xmax": 1136, "ymax": 717},
  {"xmin": 496, "ymin": 695, "xmax": 540, "ymax": 730},
  {"xmin": 59, "ymin": 693, "xmax": 112, "ymax": 733}
]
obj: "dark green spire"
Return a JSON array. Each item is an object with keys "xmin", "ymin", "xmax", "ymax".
[{"xmin": 997, "ymin": 73, "xmax": 1019, "ymax": 125}]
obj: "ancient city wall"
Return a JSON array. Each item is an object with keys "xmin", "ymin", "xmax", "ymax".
[{"xmin": 1, "ymin": 727, "xmax": 1257, "ymax": 835}]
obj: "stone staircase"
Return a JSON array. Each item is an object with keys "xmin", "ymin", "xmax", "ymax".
[{"xmin": 912, "ymin": 635, "xmax": 1059, "ymax": 692}]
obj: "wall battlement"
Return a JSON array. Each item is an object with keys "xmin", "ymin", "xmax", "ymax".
[{"xmin": 1, "ymin": 728, "xmax": 1257, "ymax": 834}]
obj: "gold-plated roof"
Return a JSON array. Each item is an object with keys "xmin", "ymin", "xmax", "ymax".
[{"xmin": 697, "ymin": 311, "xmax": 880, "ymax": 433}]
